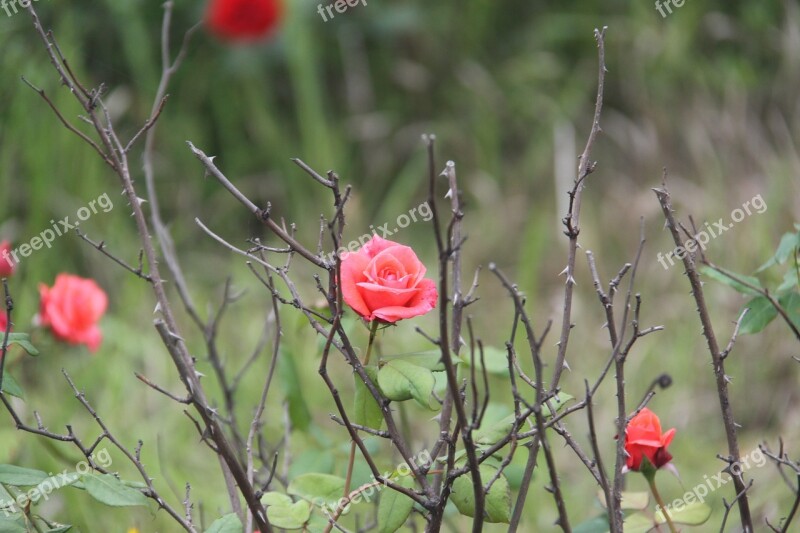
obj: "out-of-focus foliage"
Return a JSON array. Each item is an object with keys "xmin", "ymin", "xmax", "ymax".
[{"xmin": 0, "ymin": 0, "xmax": 798, "ymax": 530}]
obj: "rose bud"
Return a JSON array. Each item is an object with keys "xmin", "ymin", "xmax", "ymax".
[{"xmin": 624, "ymin": 407, "xmax": 676, "ymax": 472}]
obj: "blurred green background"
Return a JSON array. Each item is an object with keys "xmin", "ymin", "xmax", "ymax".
[{"xmin": 1, "ymin": 0, "xmax": 799, "ymax": 530}]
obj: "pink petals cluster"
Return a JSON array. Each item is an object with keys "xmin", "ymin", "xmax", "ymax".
[
  {"xmin": 341, "ymin": 236, "xmax": 437, "ymax": 323},
  {"xmin": 38, "ymin": 274, "xmax": 108, "ymax": 352}
]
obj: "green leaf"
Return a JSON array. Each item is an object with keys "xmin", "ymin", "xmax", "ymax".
[
  {"xmin": 30, "ymin": 471, "xmax": 81, "ymax": 498},
  {"xmin": 204, "ymin": 513, "xmax": 242, "ymax": 533},
  {"xmin": 303, "ymin": 514, "xmax": 330, "ymax": 532},
  {"xmin": 475, "ymin": 410, "xmax": 516, "ymax": 446},
  {"xmin": 288, "ymin": 473, "xmax": 346, "ymax": 509},
  {"xmin": 778, "ymin": 292, "xmax": 800, "ymax": 331},
  {"xmin": 621, "ymin": 512, "xmax": 657, "ymax": 533},
  {"xmin": 382, "ymin": 350, "xmax": 445, "ymax": 371},
  {"xmin": 4, "ymin": 333, "xmax": 39, "ymax": 356},
  {"xmin": 756, "ymin": 232, "xmax": 800, "ymax": 272},
  {"xmin": 739, "ymin": 296, "xmax": 779, "ymax": 334},
  {"xmin": 353, "ymin": 366, "xmax": 384, "ymax": 429},
  {"xmin": 0, "ymin": 465, "xmax": 48, "ymax": 487},
  {"xmin": 573, "ymin": 515, "xmax": 611, "ymax": 533},
  {"xmin": 597, "ymin": 490, "xmax": 649, "ymax": 510},
  {"xmin": 558, "ymin": 503, "xmax": 671, "ymax": 532},
  {"xmin": 777, "ymin": 269, "xmax": 799, "ymax": 293},
  {"xmin": 263, "ymin": 491, "xmax": 326, "ymax": 528},
  {"xmin": 458, "ymin": 346, "xmax": 510, "ymax": 376},
  {"xmin": 699, "ymin": 266, "xmax": 762, "ymax": 296},
  {"xmin": 0, "ymin": 484, "xmax": 13, "ymax": 504},
  {"xmin": 0, "ymin": 374, "xmax": 24, "ymax": 400},
  {"xmin": 450, "ymin": 465, "xmax": 511, "ymax": 523},
  {"xmin": 656, "ymin": 501, "xmax": 712, "ymax": 526},
  {"xmin": 377, "ymin": 360, "xmax": 436, "ymax": 410},
  {"xmin": 44, "ymin": 527, "xmax": 72, "ymax": 533},
  {"xmin": 0, "ymin": 517, "xmax": 27, "ymax": 533},
  {"xmin": 262, "ymin": 492, "xmax": 293, "ymax": 507},
  {"xmin": 377, "ymin": 475, "xmax": 415, "ymax": 533},
  {"xmin": 469, "ymin": 394, "xmax": 573, "ymax": 444},
  {"xmin": 81, "ymin": 474, "xmax": 148, "ymax": 507},
  {"xmin": 266, "ymin": 499, "xmax": 311, "ymax": 530},
  {"xmin": 541, "ymin": 392, "xmax": 574, "ymax": 417},
  {"xmin": 288, "ymin": 449, "xmax": 335, "ymax": 479},
  {"xmin": 451, "ymin": 448, "xmax": 503, "ymax": 470}
]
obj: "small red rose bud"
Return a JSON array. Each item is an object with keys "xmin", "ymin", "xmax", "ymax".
[{"xmin": 624, "ymin": 407, "xmax": 675, "ymax": 472}]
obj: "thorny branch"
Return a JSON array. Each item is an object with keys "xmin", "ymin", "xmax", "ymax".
[
  {"xmin": 654, "ymin": 180, "xmax": 754, "ymax": 532},
  {"xmin": 19, "ymin": 3, "xmax": 271, "ymax": 530}
]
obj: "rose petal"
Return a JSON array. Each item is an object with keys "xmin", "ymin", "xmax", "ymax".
[
  {"xmin": 39, "ymin": 274, "xmax": 107, "ymax": 351},
  {"xmin": 372, "ymin": 278, "xmax": 437, "ymax": 323},
  {"xmin": 341, "ymin": 250, "xmax": 372, "ymax": 319},
  {"xmin": 376, "ymin": 246, "xmax": 425, "ymax": 280},
  {"xmin": 356, "ymin": 282, "xmax": 417, "ymax": 311},
  {"xmin": 365, "ymin": 254, "xmax": 408, "ymax": 285},
  {"xmin": 360, "ymin": 235, "xmax": 396, "ymax": 258},
  {"xmin": 661, "ymin": 427, "xmax": 676, "ymax": 448},
  {"xmin": 79, "ymin": 325, "xmax": 103, "ymax": 353}
]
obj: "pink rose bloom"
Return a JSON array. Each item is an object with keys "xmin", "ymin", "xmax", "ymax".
[
  {"xmin": 341, "ymin": 236, "xmax": 437, "ymax": 323},
  {"xmin": 39, "ymin": 274, "xmax": 108, "ymax": 352}
]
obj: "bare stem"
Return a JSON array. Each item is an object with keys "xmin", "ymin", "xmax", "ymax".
[{"xmin": 654, "ymin": 182, "xmax": 753, "ymax": 532}]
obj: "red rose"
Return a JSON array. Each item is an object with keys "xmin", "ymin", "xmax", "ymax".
[
  {"xmin": 624, "ymin": 408, "xmax": 675, "ymax": 471},
  {"xmin": 341, "ymin": 236, "xmax": 437, "ymax": 323},
  {"xmin": 205, "ymin": 0, "xmax": 283, "ymax": 43},
  {"xmin": 0, "ymin": 310, "xmax": 7, "ymax": 335},
  {"xmin": 39, "ymin": 274, "xmax": 108, "ymax": 352},
  {"xmin": 0, "ymin": 241, "xmax": 15, "ymax": 277}
]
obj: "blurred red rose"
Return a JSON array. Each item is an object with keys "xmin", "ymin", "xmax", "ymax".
[
  {"xmin": 624, "ymin": 407, "xmax": 675, "ymax": 471},
  {"xmin": 39, "ymin": 274, "xmax": 108, "ymax": 352},
  {"xmin": 0, "ymin": 241, "xmax": 15, "ymax": 277},
  {"xmin": 205, "ymin": 0, "xmax": 283, "ymax": 43},
  {"xmin": 341, "ymin": 235, "xmax": 437, "ymax": 323}
]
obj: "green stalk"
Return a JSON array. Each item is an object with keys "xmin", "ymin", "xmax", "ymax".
[
  {"xmin": 647, "ymin": 474, "xmax": 678, "ymax": 533},
  {"xmin": 343, "ymin": 321, "xmax": 380, "ymax": 496}
]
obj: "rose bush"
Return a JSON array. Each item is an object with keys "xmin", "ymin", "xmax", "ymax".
[
  {"xmin": 624, "ymin": 407, "xmax": 676, "ymax": 471},
  {"xmin": 38, "ymin": 274, "xmax": 108, "ymax": 352},
  {"xmin": 205, "ymin": 0, "xmax": 283, "ymax": 42},
  {"xmin": 341, "ymin": 235, "xmax": 437, "ymax": 323}
]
